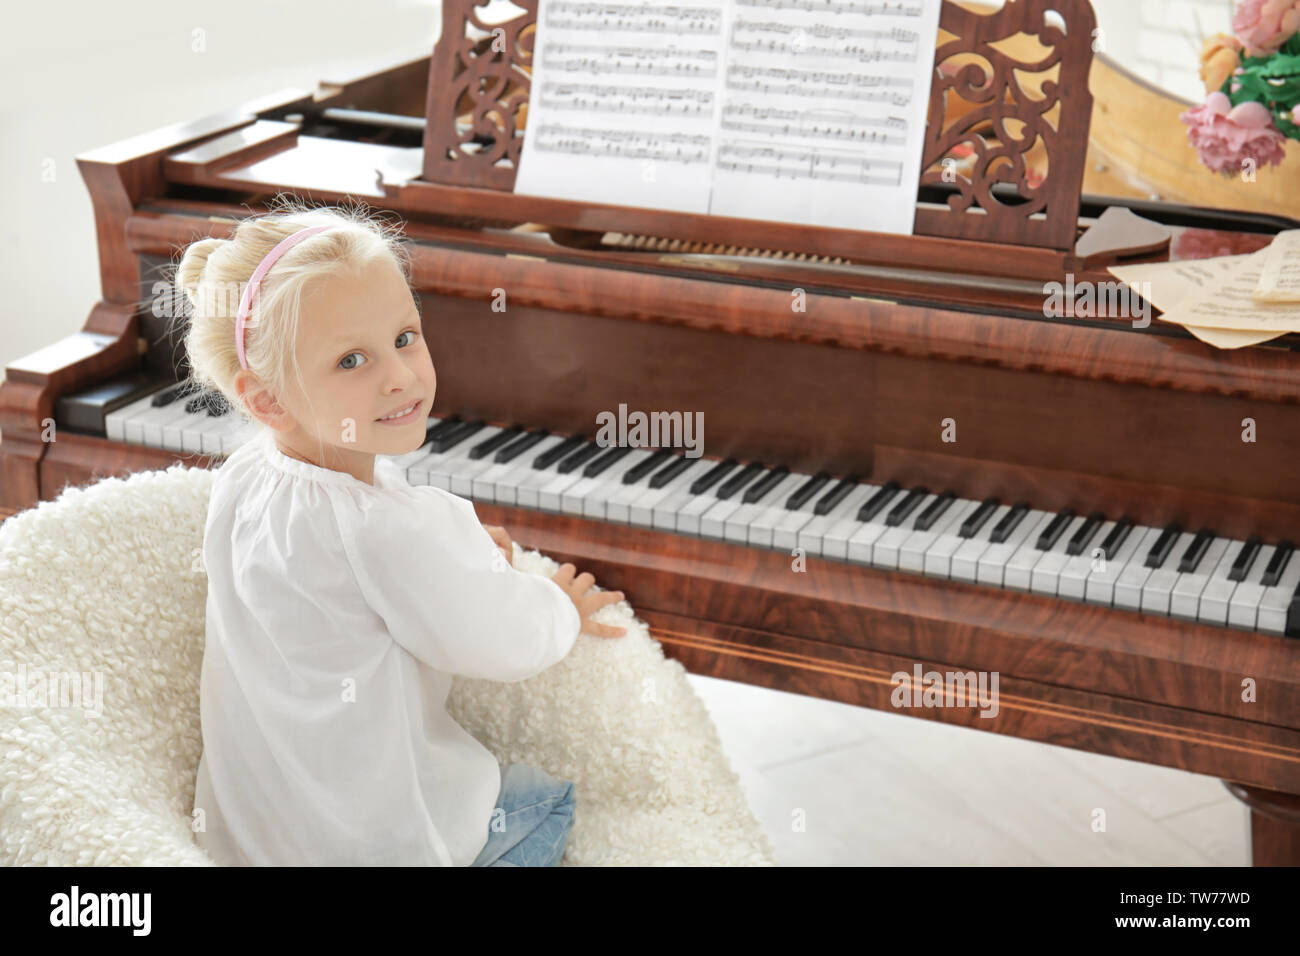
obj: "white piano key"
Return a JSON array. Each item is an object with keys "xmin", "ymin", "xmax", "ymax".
[
  {"xmin": 921, "ymin": 499, "xmax": 987, "ymax": 578},
  {"xmin": 1003, "ymin": 511, "xmax": 1065, "ymax": 591},
  {"xmin": 650, "ymin": 457, "xmax": 731, "ymax": 532},
  {"xmin": 825, "ymin": 485, "xmax": 896, "ymax": 562},
  {"xmin": 182, "ymin": 411, "xmax": 230, "ymax": 455},
  {"xmin": 557, "ymin": 447, "xmax": 632, "ymax": 517},
  {"xmin": 537, "ymin": 443, "xmax": 603, "ymax": 512},
  {"xmin": 1170, "ymin": 537, "xmax": 1231, "ymax": 620},
  {"xmin": 1112, "ymin": 527, "xmax": 1168, "ymax": 610},
  {"xmin": 951, "ymin": 503, "xmax": 1011, "ymax": 582},
  {"xmin": 871, "ymin": 492, "xmax": 938, "ymax": 570},
  {"xmin": 514, "ymin": 438, "xmax": 586, "ymax": 509},
  {"xmin": 756, "ymin": 472, "xmax": 827, "ymax": 551},
  {"xmin": 649, "ymin": 457, "xmax": 719, "ymax": 531},
  {"xmin": 407, "ymin": 428, "xmax": 484, "ymax": 488},
  {"xmin": 629, "ymin": 457, "xmax": 709, "ymax": 529},
  {"xmin": 421, "ymin": 425, "xmax": 495, "ymax": 491},
  {"xmin": 1084, "ymin": 524, "xmax": 1153, "ymax": 606},
  {"xmin": 448, "ymin": 426, "xmax": 508, "ymax": 496},
  {"xmin": 719, "ymin": 472, "xmax": 803, "ymax": 545},
  {"xmin": 1058, "ymin": 519, "xmax": 1117, "ymax": 600},
  {"xmin": 840, "ymin": 486, "xmax": 911, "ymax": 564},
  {"xmin": 1029, "ymin": 515, "xmax": 1088, "ymax": 596},
  {"xmin": 200, "ymin": 415, "xmax": 240, "ymax": 455},
  {"xmin": 1140, "ymin": 531, "xmax": 1198, "ymax": 615},
  {"xmin": 900, "ymin": 497, "xmax": 977, "ymax": 575},
  {"xmin": 585, "ymin": 449, "xmax": 661, "ymax": 522},
  {"xmin": 105, "ymin": 387, "xmax": 168, "ymax": 444},
  {"xmin": 794, "ymin": 483, "xmax": 878, "ymax": 558},
  {"xmin": 978, "ymin": 510, "xmax": 1053, "ymax": 588},
  {"xmin": 1228, "ymin": 543, "xmax": 1277, "ymax": 630},
  {"xmin": 1257, "ymin": 548, "xmax": 1300, "ymax": 634},
  {"xmin": 698, "ymin": 479, "xmax": 757, "ymax": 539},
  {"xmin": 725, "ymin": 473, "xmax": 805, "ymax": 546},
  {"xmin": 130, "ymin": 401, "xmax": 193, "ymax": 448},
  {"xmin": 469, "ymin": 432, "xmax": 552, "ymax": 503},
  {"xmin": 145, "ymin": 401, "xmax": 204, "ymax": 448},
  {"xmin": 1196, "ymin": 539, "xmax": 1247, "ymax": 626},
  {"xmin": 606, "ymin": 452, "xmax": 676, "ymax": 523}
]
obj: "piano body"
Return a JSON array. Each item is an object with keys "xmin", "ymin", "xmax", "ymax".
[{"xmin": 5, "ymin": 0, "xmax": 1300, "ymax": 864}]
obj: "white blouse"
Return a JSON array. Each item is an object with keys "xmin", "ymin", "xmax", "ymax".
[{"xmin": 192, "ymin": 427, "xmax": 581, "ymax": 866}]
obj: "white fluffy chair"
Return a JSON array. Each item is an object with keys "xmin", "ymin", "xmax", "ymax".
[{"xmin": 0, "ymin": 462, "xmax": 776, "ymax": 866}]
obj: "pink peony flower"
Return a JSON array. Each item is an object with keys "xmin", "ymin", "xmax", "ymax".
[
  {"xmin": 1233, "ymin": 0, "xmax": 1300, "ymax": 57},
  {"xmin": 1180, "ymin": 91, "xmax": 1287, "ymax": 173}
]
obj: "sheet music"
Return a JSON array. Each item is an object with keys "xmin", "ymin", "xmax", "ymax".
[
  {"xmin": 1255, "ymin": 229, "xmax": 1300, "ymax": 302},
  {"xmin": 514, "ymin": 0, "xmax": 944, "ymax": 234},
  {"xmin": 1109, "ymin": 250, "xmax": 1284, "ymax": 349}
]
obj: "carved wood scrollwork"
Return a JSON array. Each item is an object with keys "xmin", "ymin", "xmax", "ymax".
[
  {"xmin": 916, "ymin": 0, "xmax": 1096, "ymax": 249},
  {"xmin": 420, "ymin": 0, "xmax": 1094, "ymax": 250}
]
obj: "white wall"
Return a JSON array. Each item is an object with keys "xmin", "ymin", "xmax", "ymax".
[{"xmin": 0, "ymin": 0, "xmax": 443, "ymax": 376}]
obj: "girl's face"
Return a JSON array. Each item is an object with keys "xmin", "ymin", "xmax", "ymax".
[{"xmin": 251, "ymin": 255, "xmax": 437, "ymax": 485}]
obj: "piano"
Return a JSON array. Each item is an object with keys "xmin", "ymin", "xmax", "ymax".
[{"xmin": 4, "ymin": 0, "xmax": 1300, "ymax": 864}]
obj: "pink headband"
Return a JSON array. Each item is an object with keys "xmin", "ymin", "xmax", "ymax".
[{"xmin": 235, "ymin": 224, "xmax": 334, "ymax": 370}]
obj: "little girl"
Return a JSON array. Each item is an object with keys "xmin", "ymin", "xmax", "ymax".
[{"xmin": 175, "ymin": 197, "xmax": 625, "ymax": 867}]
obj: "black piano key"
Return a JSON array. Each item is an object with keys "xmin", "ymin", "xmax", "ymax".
[
  {"xmin": 1065, "ymin": 510, "xmax": 1105, "ymax": 556},
  {"xmin": 1097, "ymin": 516, "xmax": 1134, "ymax": 560},
  {"xmin": 557, "ymin": 440, "xmax": 603, "ymax": 474},
  {"xmin": 151, "ymin": 380, "xmax": 200, "ymax": 407},
  {"xmin": 786, "ymin": 472, "xmax": 832, "ymax": 511},
  {"xmin": 716, "ymin": 462, "xmax": 764, "ymax": 500},
  {"xmin": 885, "ymin": 486, "xmax": 928, "ymax": 527},
  {"xmin": 1143, "ymin": 523, "xmax": 1183, "ymax": 569},
  {"xmin": 583, "ymin": 445, "xmax": 632, "ymax": 478},
  {"xmin": 958, "ymin": 497, "xmax": 999, "ymax": 539},
  {"xmin": 857, "ymin": 481, "xmax": 902, "ymax": 522},
  {"xmin": 1261, "ymin": 540, "xmax": 1294, "ymax": 587},
  {"xmin": 1287, "ymin": 577, "xmax": 1300, "ymax": 638},
  {"xmin": 468, "ymin": 425, "xmax": 522, "ymax": 460},
  {"xmin": 533, "ymin": 434, "xmax": 586, "ymax": 470},
  {"xmin": 1177, "ymin": 528, "xmax": 1216, "ymax": 573},
  {"xmin": 55, "ymin": 372, "xmax": 163, "ymax": 437},
  {"xmin": 814, "ymin": 474, "xmax": 859, "ymax": 516},
  {"xmin": 690, "ymin": 458, "xmax": 738, "ymax": 495},
  {"xmin": 429, "ymin": 419, "xmax": 484, "ymax": 453},
  {"xmin": 742, "ymin": 465, "xmax": 790, "ymax": 504},
  {"xmin": 424, "ymin": 415, "xmax": 463, "ymax": 443},
  {"xmin": 648, "ymin": 453, "xmax": 693, "ymax": 488},
  {"xmin": 988, "ymin": 501, "xmax": 1030, "ymax": 544},
  {"xmin": 912, "ymin": 490, "xmax": 955, "ymax": 532},
  {"xmin": 494, "ymin": 429, "xmax": 547, "ymax": 464},
  {"xmin": 622, "ymin": 448, "xmax": 673, "ymax": 484},
  {"xmin": 1035, "ymin": 508, "xmax": 1075, "ymax": 550},
  {"xmin": 1227, "ymin": 535, "xmax": 1262, "ymax": 582}
]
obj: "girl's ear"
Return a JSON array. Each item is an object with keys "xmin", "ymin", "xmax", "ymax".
[{"xmin": 236, "ymin": 372, "xmax": 294, "ymax": 430}]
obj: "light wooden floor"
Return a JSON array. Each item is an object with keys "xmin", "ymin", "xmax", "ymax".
[{"xmin": 686, "ymin": 673, "xmax": 1251, "ymax": 865}]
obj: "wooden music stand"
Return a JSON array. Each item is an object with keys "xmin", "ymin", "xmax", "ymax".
[{"xmin": 412, "ymin": 0, "xmax": 1097, "ymax": 269}]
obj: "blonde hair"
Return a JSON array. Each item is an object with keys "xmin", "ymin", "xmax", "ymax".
[{"xmin": 168, "ymin": 195, "xmax": 413, "ymax": 452}]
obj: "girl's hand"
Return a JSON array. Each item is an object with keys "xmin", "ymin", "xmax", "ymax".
[
  {"xmin": 551, "ymin": 563, "xmax": 627, "ymax": 638},
  {"xmin": 483, "ymin": 524, "xmax": 514, "ymax": 568}
]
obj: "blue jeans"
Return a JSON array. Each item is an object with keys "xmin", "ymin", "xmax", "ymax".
[{"xmin": 470, "ymin": 763, "xmax": 576, "ymax": 867}]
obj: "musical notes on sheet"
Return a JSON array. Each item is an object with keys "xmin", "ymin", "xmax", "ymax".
[{"xmin": 514, "ymin": 0, "xmax": 943, "ymax": 234}]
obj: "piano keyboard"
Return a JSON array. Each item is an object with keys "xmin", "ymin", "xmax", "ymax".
[{"xmin": 101, "ymin": 386, "xmax": 1300, "ymax": 638}]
